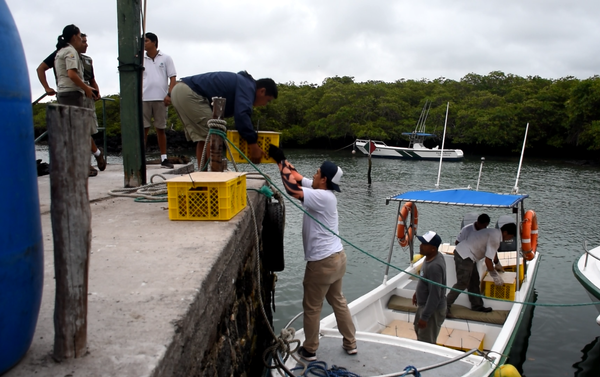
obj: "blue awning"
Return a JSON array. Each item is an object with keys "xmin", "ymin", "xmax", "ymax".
[
  {"xmin": 401, "ymin": 132, "xmax": 436, "ymax": 137},
  {"xmin": 388, "ymin": 189, "xmax": 529, "ymax": 208}
]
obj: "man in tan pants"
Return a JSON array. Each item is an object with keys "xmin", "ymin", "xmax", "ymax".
[{"xmin": 269, "ymin": 145, "xmax": 357, "ymax": 361}]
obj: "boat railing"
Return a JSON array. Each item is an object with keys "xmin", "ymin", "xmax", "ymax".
[{"xmin": 583, "ymin": 240, "xmax": 600, "ymax": 267}]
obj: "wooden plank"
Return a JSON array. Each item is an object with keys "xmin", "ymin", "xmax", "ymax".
[
  {"xmin": 46, "ymin": 104, "xmax": 93, "ymax": 360},
  {"xmin": 380, "ymin": 320, "xmax": 417, "ymax": 340}
]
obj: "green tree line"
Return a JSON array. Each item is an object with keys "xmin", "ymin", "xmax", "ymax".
[{"xmin": 32, "ymin": 71, "xmax": 600, "ymax": 158}]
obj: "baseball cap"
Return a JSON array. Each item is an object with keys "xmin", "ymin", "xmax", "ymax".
[
  {"xmin": 320, "ymin": 161, "xmax": 343, "ymax": 192},
  {"xmin": 416, "ymin": 231, "xmax": 442, "ymax": 248}
]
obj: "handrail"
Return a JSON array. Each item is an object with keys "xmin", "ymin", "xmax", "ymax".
[{"xmin": 584, "ymin": 240, "xmax": 600, "ymax": 267}]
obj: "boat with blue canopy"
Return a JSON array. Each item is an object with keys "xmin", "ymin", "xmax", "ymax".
[{"xmin": 271, "ymin": 186, "xmax": 540, "ymax": 376}]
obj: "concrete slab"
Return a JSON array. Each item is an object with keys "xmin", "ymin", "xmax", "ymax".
[{"xmin": 5, "ymin": 164, "xmax": 267, "ymax": 377}]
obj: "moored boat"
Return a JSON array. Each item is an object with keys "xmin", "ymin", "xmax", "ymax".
[
  {"xmin": 573, "ymin": 243, "xmax": 600, "ymax": 325},
  {"xmin": 271, "ymin": 189, "xmax": 540, "ymax": 377}
]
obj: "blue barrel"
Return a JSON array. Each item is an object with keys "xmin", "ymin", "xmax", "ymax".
[{"xmin": 0, "ymin": 0, "xmax": 44, "ymax": 373}]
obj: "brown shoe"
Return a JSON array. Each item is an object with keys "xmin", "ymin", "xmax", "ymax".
[
  {"xmin": 89, "ymin": 166, "xmax": 98, "ymax": 177},
  {"xmin": 95, "ymin": 148, "xmax": 106, "ymax": 171}
]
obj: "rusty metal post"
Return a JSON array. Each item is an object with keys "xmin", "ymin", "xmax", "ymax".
[{"xmin": 210, "ymin": 97, "xmax": 227, "ymax": 172}]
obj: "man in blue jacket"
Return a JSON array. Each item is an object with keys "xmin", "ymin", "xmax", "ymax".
[{"xmin": 170, "ymin": 71, "xmax": 277, "ymax": 166}]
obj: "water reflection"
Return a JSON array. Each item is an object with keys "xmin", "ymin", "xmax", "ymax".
[{"xmin": 573, "ymin": 337, "xmax": 600, "ymax": 377}]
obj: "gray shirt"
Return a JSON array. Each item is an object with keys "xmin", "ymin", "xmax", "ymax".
[
  {"xmin": 415, "ymin": 253, "xmax": 447, "ymax": 321},
  {"xmin": 54, "ymin": 44, "xmax": 84, "ymax": 93}
]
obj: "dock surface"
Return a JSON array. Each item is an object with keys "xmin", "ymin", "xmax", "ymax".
[{"xmin": 5, "ymin": 163, "xmax": 267, "ymax": 376}]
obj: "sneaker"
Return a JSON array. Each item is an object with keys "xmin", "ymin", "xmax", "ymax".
[
  {"xmin": 297, "ymin": 346, "xmax": 317, "ymax": 361},
  {"xmin": 161, "ymin": 159, "xmax": 174, "ymax": 169},
  {"xmin": 89, "ymin": 166, "xmax": 98, "ymax": 177},
  {"xmin": 95, "ymin": 148, "xmax": 106, "ymax": 171},
  {"xmin": 473, "ymin": 306, "xmax": 492, "ymax": 313},
  {"xmin": 344, "ymin": 348, "xmax": 358, "ymax": 355}
]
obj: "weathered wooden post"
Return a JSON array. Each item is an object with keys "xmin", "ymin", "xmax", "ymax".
[
  {"xmin": 210, "ymin": 97, "xmax": 227, "ymax": 172},
  {"xmin": 46, "ymin": 104, "xmax": 92, "ymax": 360},
  {"xmin": 367, "ymin": 140, "xmax": 373, "ymax": 185}
]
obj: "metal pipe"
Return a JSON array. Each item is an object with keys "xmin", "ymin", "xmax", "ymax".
[
  {"xmin": 512, "ymin": 123, "xmax": 529, "ymax": 194},
  {"xmin": 383, "ymin": 202, "xmax": 402, "ymax": 284},
  {"xmin": 435, "ymin": 102, "xmax": 449, "ymax": 188},
  {"xmin": 476, "ymin": 157, "xmax": 485, "ymax": 191}
]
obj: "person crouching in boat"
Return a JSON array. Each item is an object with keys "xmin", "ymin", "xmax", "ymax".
[
  {"xmin": 269, "ymin": 144, "xmax": 357, "ymax": 361},
  {"xmin": 412, "ymin": 231, "xmax": 447, "ymax": 344},
  {"xmin": 446, "ymin": 223, "xmax": 517, "ymax": 317}
]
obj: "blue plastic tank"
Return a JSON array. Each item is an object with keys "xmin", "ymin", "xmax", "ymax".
[{"xmin": 0, "ymin": 0, "xmax": 44, "ymax": 373}]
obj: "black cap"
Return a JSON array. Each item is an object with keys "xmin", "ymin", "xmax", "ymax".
[
  {"xmin": 320, "ymin": 161, "xmax": 343, "ymax": 192},
  {"xmin": 416, "ymin": 231, "xmax": 442, "ymax": 248}
]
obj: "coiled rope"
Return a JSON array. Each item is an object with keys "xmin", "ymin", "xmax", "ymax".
[{"xmin": 108, "ymin": 173, "xmax": 168, "ymax": 202}]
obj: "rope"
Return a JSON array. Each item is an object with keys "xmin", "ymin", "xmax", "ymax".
[
  {"xmin": 210, "ymin": 132, "xmax": 600, "ymax": 308},
  {"xmin": 333, "ymin": 142, "xmax": 356, "ymax": 153},
  {"xmin": 107, "ymin": 174, "xmax": 168, "ymax": 201},
  {"xmin": 401, "ymin": 366, "xmax": 420, "ymax": 377},
  {"xmin": 199, "ymin": 119, "xmax": 228, "ymax": 171},
  {"xmin": 290, "ymin": 361, "xmax": 361, "ymax": 377}
]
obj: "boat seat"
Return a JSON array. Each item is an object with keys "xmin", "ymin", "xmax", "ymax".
[{"xmin": 386, "ymin": 295, "xmax": 509, "ymax": 325}]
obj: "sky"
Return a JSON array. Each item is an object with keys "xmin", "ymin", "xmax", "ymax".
[{"xmin": 6, "ymin": 0, "xmax": 600, "ymax": 101}]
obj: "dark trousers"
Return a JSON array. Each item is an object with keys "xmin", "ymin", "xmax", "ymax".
[{"xmin": 446, "ymin": 251, "xmax": 485, "ymax": 310}]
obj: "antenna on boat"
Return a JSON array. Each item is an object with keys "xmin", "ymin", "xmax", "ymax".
[
  {"xmin": 511, "ymin": 122, "xmax": 529, "ymax": 194},
  {"xmin": 476, "ymin": 157, "xmax": 485, "ymax": 191},
  {"xmin": 435, "ymin": 102, "xmax": 450, "ymax": 188}
]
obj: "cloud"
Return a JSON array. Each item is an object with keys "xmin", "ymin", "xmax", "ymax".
[{"xmin": 6, "ymin": 0, "xmax": 600, "ymax": 100}]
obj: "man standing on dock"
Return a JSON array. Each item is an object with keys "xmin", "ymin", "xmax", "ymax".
[
  {"xmin": 143, "ymin": 32, "xmax": 177, "ymax": 168},
  {"xmin": 446, "ymin": 223, "xmax": 517, "ymax": 316},
  {"xmin": 412, "ymin": 231, "xmax": 447, "ymax": 344},
  {"xmin": 269, "ymin": 145, "xmax": 357, "ymax": 361}
]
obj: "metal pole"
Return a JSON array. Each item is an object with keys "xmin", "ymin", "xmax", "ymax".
[
  {"xmin": 383, "ymin": 202, "xmax": 402, "ymax": 284},
  {"xmin": 116, "ymin": 0, "xmax": 146, "ymax": 187},
  {"xmin": 476, "ymin": 157, "xmax": 485, "ymax": 191},
  {"xmin": 435, "ymin": 102, "xmax": 449, "ymax": 188},
  {"xmin": 512, "ymin": 123, "xmax": 529, "ymax": 194}
]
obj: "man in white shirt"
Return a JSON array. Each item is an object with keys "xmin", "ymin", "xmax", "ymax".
[
  {"xmin": 446, "ymin": 223, "xmax": 516, "ymax": 316},
  {"xmin": 455, "ymin": 213, "xmax": 490, "ymax": 245},
  {"xmin": 269, "ymin": 145, "xmax": 357, "ymax": 361},
  {"xmin": 143, "ymin": 32, "xmax": 177, "ymax": 168}
]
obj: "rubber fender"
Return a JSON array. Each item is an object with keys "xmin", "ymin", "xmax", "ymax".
[{"xmin": 261, "ymin": 200, "xmax": 285, "ymax": 272}]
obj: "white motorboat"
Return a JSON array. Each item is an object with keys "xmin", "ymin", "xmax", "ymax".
[
  {"xmin": 573, "ymin": 243, "xmax": 600, "ymax": 325},
  {"xmin": 354, "ymin": 100, "xmax": 464, "ymax": 161},
  {"xmin": 271, "ymin": 189, "xmax": 540, "ymax": 377}
]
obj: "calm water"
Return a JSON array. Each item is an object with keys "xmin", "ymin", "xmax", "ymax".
[{"xmin": 36, "ymin": 146, "xmax": 600, "ymax": 376}]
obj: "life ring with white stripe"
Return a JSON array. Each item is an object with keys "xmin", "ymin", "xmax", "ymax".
[
  {"xmin": 397, "ymin": 202, "xmax": 418, "ymax": 247},
  {"xmin": 521, "ymin": 210, "xmax": 538, "ymax": 261}
]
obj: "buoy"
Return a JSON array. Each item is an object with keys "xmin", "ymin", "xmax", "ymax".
[
  {"xmin": 351, "ymin": 149, "xmax": 356, "ymax": 154},
  {"xmin": 412, "ymin": 254, "xmax": 424, "ymax": 263},
  {"xmin": 0, "ymin": 2, "xmax": 44, "ymax": 373},
  {"xmin": 494, "ymin": 364, "xmax": 521, "ymax": 377}
]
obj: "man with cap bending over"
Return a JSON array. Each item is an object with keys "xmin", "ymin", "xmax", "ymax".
[
  {"xmin": 412, "ymin": 231, "xmax": 447, "ymax": 344},
  {"xmin": 269, "ymin": 144, "xmax": 357, "ymax": 361},
  {"xmin": 446, "ymin": 223, "xmax": 517, "ymax": 317}
]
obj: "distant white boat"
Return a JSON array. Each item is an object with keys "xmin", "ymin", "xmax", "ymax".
[
  {"xmin": 354, "ymin": 100, "xmax": 464, "ymax": 161},
  {"xmin": 354, "ymin": 138, "xmax": 464, "ymax": 161},
  {"xmin": 573, "ymin": 243, "xmax": 600, "ymax": 325}
]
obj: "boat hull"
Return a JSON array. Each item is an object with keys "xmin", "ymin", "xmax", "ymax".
[
  {"xmin": 355, "ymin": 140, "xmax": 464, "ymax": 161},
  {"xmin": 573, "ymin": 247, "xmax": 600, "ymax": 315}
]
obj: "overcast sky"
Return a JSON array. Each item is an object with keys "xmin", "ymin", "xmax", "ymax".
[{"xmin": 7, "ymin": 0, "xmax": 600, "ymax": 100}]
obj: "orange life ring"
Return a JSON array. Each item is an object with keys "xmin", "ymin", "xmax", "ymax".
[
  {"xmin": 397, "ymin": 202, "xmax": 418, "ymax": 247},
  {"xmin": 521, "ymin": 210, "xmax": 538, "ymax": 261}
]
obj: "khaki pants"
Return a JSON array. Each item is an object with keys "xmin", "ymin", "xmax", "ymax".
[
  {"xmin": 170, "ymin": 82, "xmax": 212, "ymax": 142},
  {"xmin": 302, "ymin": 250, "xmax": 356, "ymax": 353}
]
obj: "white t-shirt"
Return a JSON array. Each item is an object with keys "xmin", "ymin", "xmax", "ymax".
[
  {"xmin": 455, "ymin": 228, "xmax": 502, "ymax": 262},
  {"xmin": 456, "ymin": 223, "xmax": 476, "ymax": 243},
  {"xmin": 143, "ymin": 51, "xmax": 176, "ymax": 101},
  {"xmin": 301, "ymin": 178, "xmax": 343, "ymax": 262}
]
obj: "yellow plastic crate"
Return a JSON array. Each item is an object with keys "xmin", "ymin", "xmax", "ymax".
[
  {"xmin": 482, "ymin": 271, "xmax": 516, "ymax": 301},
  {"xmin": 498, "ymin": 251, "xmax": 525, "ymax": 284},
  {"xmin": 226, "ymin": 130, "xmax": 280, "ymax": 163},
  {"xmin": 166, "ymin": 172, "xmax": 247, "ymax": 221}
]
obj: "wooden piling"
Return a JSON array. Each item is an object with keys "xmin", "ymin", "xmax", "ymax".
[
  {"xmin": 210, "ymin": 98, "xmax": 227, "ymax": 172},
  {"xmin": 46, "ymin": 104, "xmax": 93, "ymax": 360}
]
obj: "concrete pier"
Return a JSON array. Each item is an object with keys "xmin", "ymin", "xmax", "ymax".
[{"xmin": 5, "ymin": 163, "xmax": 275, "ymax": 376}]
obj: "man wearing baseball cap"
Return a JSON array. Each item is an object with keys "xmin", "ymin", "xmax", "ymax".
[
  {"xmin": 269, "ymin": 145, "xmax": 357, "ymax": 361},
  {"xmin": 412, "ymin": 231, "xmax": 447, "ymax": 344}
]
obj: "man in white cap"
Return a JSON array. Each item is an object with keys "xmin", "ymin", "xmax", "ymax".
[
  {"xmin": 269, "ymin": 145, "xmax": 357, "ymax": 361},
  {"xmin": 412, "ymin": 231, "xmax": 447, "ymax": 344}
]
